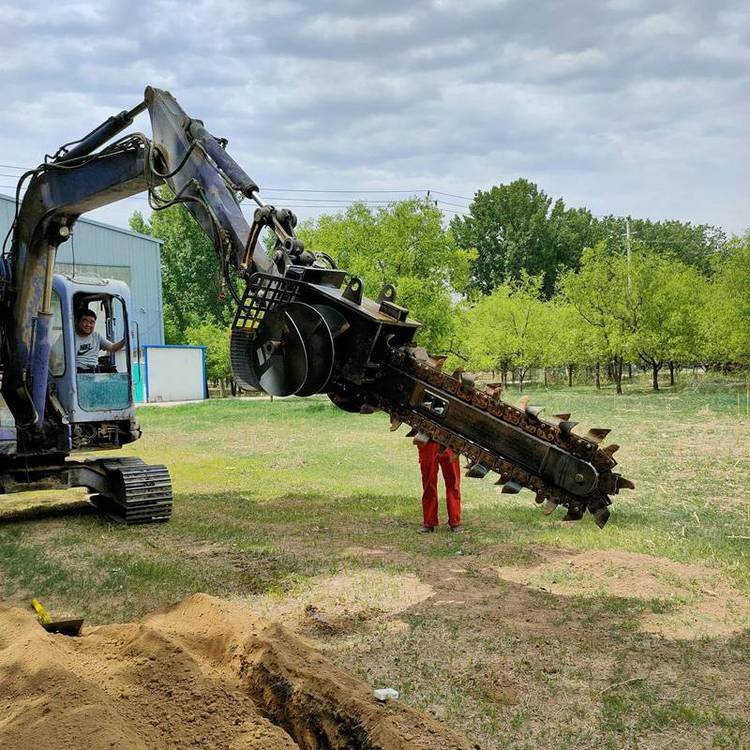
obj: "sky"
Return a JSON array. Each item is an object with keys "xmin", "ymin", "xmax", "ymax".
[{"xmin": 1, "ymin": 0, "xmax": 748, "ymax": 235}]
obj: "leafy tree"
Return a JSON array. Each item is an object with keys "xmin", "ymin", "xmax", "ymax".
[
  {"xmin": 450, "ymin": 179, "xmax": 599, "ymax": 298},
  {"xmin": 543, "ymin": 301, "xmax": 604, "ymax": 387},
  {"xmin": 461, "ymin": 275, "xmax": 553, "ymax": 387},
  {"xmin": 559, "ymin": 242, "xmax": 634, "ymax": 394},
  {"xmin": 628, "ymin": 253, "xmax": 707, "ymax": 389},
  {"xmin": 701, "ymin": 234, "xmax": 750, "ymax": 365},
  {"xmin": 298, "ymin": 199, "xmax": 474, "ymax": 351},
  {"xmin": 597, "ymin": 216, "xmax": 726, "ymax": 275},
  {"xmin": 129, "ymin": 194, "xmax": 237, "ymax": 343},
  {"xmin": 185, "ymin": 322, "xmax": 232, "ymax": 395}
]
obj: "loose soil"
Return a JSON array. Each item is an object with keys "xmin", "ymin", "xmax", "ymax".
[
  {"xmin": 0, "ymin": 594, "xmax": 473, "ymax": 750},
  {"xmin": 495, "ymin": 547, "xmax": 750, "ymax": 639}
]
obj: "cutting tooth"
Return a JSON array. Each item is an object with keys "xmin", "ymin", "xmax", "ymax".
[
  {"xmin": 562, "ymin": 505, "xmax": 584, "ymax": 522},
  {"xmin": 459, "ymin": 372, "xmax": 476, "ymax": 390},
  {"xmin": 485, "ymin": 382, "xmax": 503, "ymax": 400},
  {"xmin": 516, "ymin": 395, "xmax": 530, "ymax": 410},
  {"xmin": 534, "ymin": 492, "xmax": 545, "ymax": 505},
  {"xmin": 389, "ymin": 415, "xmax": 403, "ymax": 432},
  {"xmin": 526, "ymin": 405, "xmax": 544, "ymax": 419},
  {"xmin": 412, "ymin": 432, "xmax": 430, "ymax": 446},
  {"xmin": 616, "ymin": 477, "xmax": 635, "ymax": 490},
  {"xmin": 602, "ymin": 443, "xmax": 620, "ymax": 456},
  {"xmin": 592, "ymin": 507, "xmax": 611, "ymax": 528},
  {"xmin": 501, "ymin": 481, "xmax": 522, "ymax": 494},
  {"xmin": 405, "ymin": 427, "xmax": 418, "ymax": 438},
  {"xmin": 585, "ymin": 427, "xmax": 611, "ymax": 443},
  {"xmin": 542, "ymin": 498, "xmax": 558, "ymax": 515},
  {"xmin": 429, "ymin": 355, "xmax": 447, "ymax": 371},
  {"xmin": 558, "ymin": 420, "xmax": 579, "ymax": 436},
  {"xmin": 465, "ymin": 462, "xmax": 490, "ymax": 479},
  {"xmin": 553, "ymin": 413, "xmax": 571, "ymax": 421}
]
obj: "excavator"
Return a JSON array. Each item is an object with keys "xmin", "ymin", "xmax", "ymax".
[{"xmin": 0, "ymin": 87, "xmax": 633, "ymax": 526}]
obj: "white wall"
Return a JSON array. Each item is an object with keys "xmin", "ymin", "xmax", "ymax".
[{"xmin": 145, "ymin": 346, "xmax": 206, "ymax": 403}]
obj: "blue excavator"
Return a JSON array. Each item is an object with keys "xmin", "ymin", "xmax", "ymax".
[{"xmin": 0, "ymin": 87, "xmax": 633, "ymax": 525}]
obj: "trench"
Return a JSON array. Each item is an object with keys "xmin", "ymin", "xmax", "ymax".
[{"xmin": 237, "ymin": 631, "xmax": 472, "ymax": 750}]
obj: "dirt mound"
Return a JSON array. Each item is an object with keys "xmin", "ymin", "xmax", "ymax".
[
  {"xmin": 495, "ymin": 548, "xmax": 750, "ymax": 639},
  {"xmin": 0, "ymin": 594, "xmax": 473, "ymax": 750}
]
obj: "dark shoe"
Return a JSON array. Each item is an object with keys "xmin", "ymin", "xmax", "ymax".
[
  {"xmin": 417, "ymin": 526, "xmax": 436, "ymax": 534},
  {"xmin": 450, "ymin": 525, "xmax": 464, "ymax": 533}
]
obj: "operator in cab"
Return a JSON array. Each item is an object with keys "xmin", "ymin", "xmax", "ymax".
[{"xmin": 74, "ymin": 309, "xmax": 125, "ymax": 373}]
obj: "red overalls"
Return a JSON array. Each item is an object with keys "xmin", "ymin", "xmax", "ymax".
[{"xmin": 418, "ymin": 441, "xmax": 462, "ymax": 528}]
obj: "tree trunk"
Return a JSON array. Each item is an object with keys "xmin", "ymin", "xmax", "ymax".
[
  {"xmin": 596, "ymin": 361, "xmax": 601, "ymax": 389},
  {"xmin": 652, "ymin": 362, "xmax": 660, "ymax": 391},
  {"xmin": 615, "ymin": 356, "xmax": 623, "ymax": 395},
  {"xmin": 543, "ymin": 368, "xmax": 548, "ymax": 386},
  {"xmin": 501, "ymin": 366, "xmax": 508, "ymax": 388},
  {"xmin": 607, "ymin": 362, "xmax": 614, "ymax": 382},
  {"xmin": 669, "ymin": 361, "xmax": 675, "ymax": 386},
  {"xmin": 567, "ymin": 364, "xmax": 573, "ymax": 387},
  {"xmin": 628, "ymin": 363, "xmax": 633, "ymax": 380},
  {"xmin": 218, "ymin": 379, "xmax": 226, "ymax": 398}
]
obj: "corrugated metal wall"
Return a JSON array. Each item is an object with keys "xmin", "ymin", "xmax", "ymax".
[{"xmin": 0, "ymin": 194, "xmax": 164, "ymax": 346}]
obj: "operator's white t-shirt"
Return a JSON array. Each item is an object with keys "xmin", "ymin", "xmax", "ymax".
[{"xmin": 75, "ymin": 331, "xmax": 112, "ymax": 369}]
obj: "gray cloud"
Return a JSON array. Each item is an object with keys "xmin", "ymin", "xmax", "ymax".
[{"xmin": 0, "ymin": 0, "xmax": 747, "ymax": 233}]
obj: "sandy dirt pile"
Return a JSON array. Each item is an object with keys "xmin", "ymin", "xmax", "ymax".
[{"xmin": 0, "ymin": 594, "xmax": 473, "ymax": 750}]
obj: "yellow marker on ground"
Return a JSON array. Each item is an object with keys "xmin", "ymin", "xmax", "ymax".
[
  {"xmin": 30, "ymin": 598, "xmax": 83, "ymax": 636},
  {"xmin": 31, "ymin": 598, "xmax": 52, "ymax": 625}
]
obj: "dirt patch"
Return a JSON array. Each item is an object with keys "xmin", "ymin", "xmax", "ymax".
[
  {"xmin": 245, "ymin": 570, "xmax": 434, "ymax": 635},
  {"xmin": 495, "ymin": 548, "xmax": 750, "ymax": 638},
  {"xmin": 0, "ymin": 594, "xmax": 472, "ymax": 750}
]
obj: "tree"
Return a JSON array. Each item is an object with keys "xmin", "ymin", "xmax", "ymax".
[
  {"xmin": 543, "ymin": 300, "xmax": 603, "ymax": 387},
  {"xmin": 129, "ymin": 193, "xmax": 237, "ymax": 343},
  {"xmin": 184, "ymin": 322, "xmax": 232, "ymax": 395},
  {"xmin": 701, "ymin": 234, "xmax": 750, "ymax": 366},
  {"xmin": 596, "ymin": 216, "xmax": 726, "ymax": 275},
  {"xmin": 450, "ymin": 179, "xmax": 599, "ymax": 298},
  {"xmin": 461, "ymin": 275, "xmax": 553, "ymax": 387},
  {"xmin": 628, "ymin": 253, "xmax": 707, "ymax": 390},
  {"xmin": 559, "ymin": 242, "xmax": 634, "ymax": 394},
  {"xmin": 298, "ymin": 199, "xmax": 474, "ymax": 352}
]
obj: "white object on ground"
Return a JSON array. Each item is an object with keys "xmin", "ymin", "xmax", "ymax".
[{"xmin": 373, "ymin": 688, "xmax": 399, "ymax": 702}]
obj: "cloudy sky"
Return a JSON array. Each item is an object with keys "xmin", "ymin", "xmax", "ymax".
[{"xmin": 1, "ymin": 0, "xmax": 748, "ymax": 235}]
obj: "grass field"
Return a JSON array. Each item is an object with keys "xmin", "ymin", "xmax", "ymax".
[{"xmin": 1, "ymin": 378, "xmax": 749, "ymax": 749}]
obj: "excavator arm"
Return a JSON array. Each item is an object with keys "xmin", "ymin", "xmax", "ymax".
[{"xmin": 1, "ymin": 86, "xmax": 633, "ymax": 525}]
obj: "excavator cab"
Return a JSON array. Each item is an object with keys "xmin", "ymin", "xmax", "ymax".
[{"xmin": 49, "ymin": 274, "xmax": 139, "ymax": 451}]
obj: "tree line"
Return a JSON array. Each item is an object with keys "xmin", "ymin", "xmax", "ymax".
[{"xmin": 129, "ymin": 179, "xmax": 749, "ymax": 392}]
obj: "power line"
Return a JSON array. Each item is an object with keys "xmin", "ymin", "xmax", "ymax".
[{"xmin": 0, "ymin": 161, "xmax": 473, "ymax": 200}]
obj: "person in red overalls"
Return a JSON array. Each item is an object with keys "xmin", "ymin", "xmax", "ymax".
[{"xmin": 416, "ymin": 439, "xmax": 463, "ymax": 533}]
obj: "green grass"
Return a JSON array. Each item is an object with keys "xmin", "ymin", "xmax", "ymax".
[{"xmin": 1, "ymin": 378, "xmax": 749, "ymax": 749}]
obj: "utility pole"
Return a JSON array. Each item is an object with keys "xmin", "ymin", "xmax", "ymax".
[{"xmin": 625, "ymin": 217, "xmax": 632, "ymax": 291}]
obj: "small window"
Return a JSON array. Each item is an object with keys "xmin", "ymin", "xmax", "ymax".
[{"xmin": 49, "ymin": 291, "xmax": 65, "ymax": 377}]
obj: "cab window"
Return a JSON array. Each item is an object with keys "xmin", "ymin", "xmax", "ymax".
[
  {"xmin": 49, "ymin": 290, "xmax": 65, "ymax": 377},
  {"xmin": 75, "ymin": 294, "xmax": 132, "ymax": 412}
]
